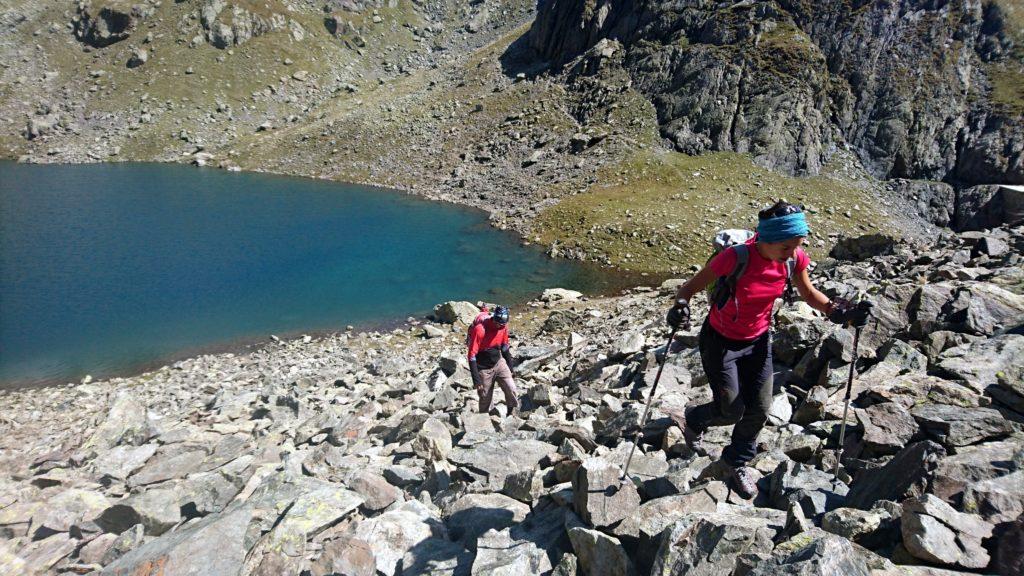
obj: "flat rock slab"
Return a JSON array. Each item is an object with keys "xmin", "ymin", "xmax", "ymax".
[
  {"xmin": 91, "ymin": 443, "xmax": 158, "ymax": 483},
  {"xmin": 244, "ymin": 482, "xmax": 363, "ymax": 575},
  {"xmin": 962, "ymin": 469, "xmax": 1024, "ymax": 524},
  {"xmin": 101, "ymin": 504, "xmax": 253, "ymax": 575},
  {"xmin": 937, "ymin": 334, "xmax": 1024, "ymax": 393},
  {"xmin": 910, "ymin": 403, "xmax": 1016, "ymax": 447},
  {"xmin": 31, "ymin": 488, "xmax": 109, "ymax": 537},
  {"xmin": 17, "ymin": 532, "xmax": 77, "ymax": 573},
  {"xmin": 352, "ymin": 500, "xmax": 445, "ymax": 576},
  {"xmin": 128, "ymin": 449, "xmax": 207, "ymax": 487},
  {"xmin": 745, "ymin": 529, "xmax": 896, "ymax": 575},
  {"xmin": 614, "ymin": 488, "xmax": 718, "ymax": 540},
  {"xmin": 448, "ymin": 438, "xmax": 555, "ymax": 490},
  {"xmin": 401, "ymin": 537, "xmax": 473, "ymax": 576},
  {"xmin": 444, "ymin": 493, "xmax": 529, "ymax": 550},
  {"xmin": 270, "ymin": 482, "xmax": 363, "ymax": 552},
  {"xmin": 650, "ymin": 511, "xmax": 774, "ymax": 576},
  {"xmin": 311, "ymin": 535, "xmax": 376, "ymax": 576},
  {"xmin": 902, "ymin": 494, "xmax": 994, "ymax": 569},
  {"xmin": 931, "ymin": 436, "xmax": 1021, "ymax": 503}
]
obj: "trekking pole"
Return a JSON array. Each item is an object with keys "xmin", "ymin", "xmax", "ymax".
[
  {"xmin": 832, "ymin": 325, "xmax": 862, "ymax": 479},
  {"xmin": 620, "ymin": 325, "xmax": 681, "ymax": 485}
]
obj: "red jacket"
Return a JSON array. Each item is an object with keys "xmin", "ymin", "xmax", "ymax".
[{"xmin": 467, "ymin": 318, "xmax": 509, "ymax": 367}]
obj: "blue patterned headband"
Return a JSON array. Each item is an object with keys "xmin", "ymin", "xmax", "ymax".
[{"xmin": 757, "ymin": 211, "xmax": 809, "ymax": 243}]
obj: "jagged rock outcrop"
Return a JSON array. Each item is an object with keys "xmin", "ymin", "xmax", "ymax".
[
  {"xmin": 200, "ymin": 0, "xmax": 288, "ymax": 49},
  {"xmin": 324, "ymin": 0, "xmax": 398, "ymax": 12},
  {"xmin": 528, "ymin": 0, "xmax": 1024, "ymax": 187},
  {"xmin": 73, "ymin": 0, "xmax": 155, "ymax": 47}
]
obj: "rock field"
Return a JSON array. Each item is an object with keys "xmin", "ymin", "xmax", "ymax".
[{"xmin": 1, "ymin": 226, "xmax": 1022, "ymax": 575}]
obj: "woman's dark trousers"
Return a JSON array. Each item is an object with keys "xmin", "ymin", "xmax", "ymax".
[{"xmin": 688, "ymin": 319, "xmax": 774, "ymax": 468}]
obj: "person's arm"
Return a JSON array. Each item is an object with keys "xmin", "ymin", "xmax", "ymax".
[
  {"xmin": 467, "ymin": 325, "xmax": 484, "ymax": 389},
  {"xmin": 673, "ymin": 264, "xmax": 718, "ymax": 303},
  {"xmin": 794, "ymin": 268, "xmax": 835, "ymax": 314}
]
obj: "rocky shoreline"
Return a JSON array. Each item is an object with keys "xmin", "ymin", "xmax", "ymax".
[{"xmin": 1, "ymin": 226, "xmax": 1022, "ymax": 575}]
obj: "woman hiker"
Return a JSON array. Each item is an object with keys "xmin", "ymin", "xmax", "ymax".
[{"xmin": 665, "ymin": 200, "xmax": 870, "ymax": 498}]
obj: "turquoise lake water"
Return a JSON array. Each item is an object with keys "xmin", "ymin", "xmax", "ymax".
[{"xmin": 0, "ymin": 162, "xmax": 625, "ymax": 388}]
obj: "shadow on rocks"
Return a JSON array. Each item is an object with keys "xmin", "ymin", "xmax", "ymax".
[{"xmin": 498, "ymin": 29, "xmax": 551, "ymax": 81}]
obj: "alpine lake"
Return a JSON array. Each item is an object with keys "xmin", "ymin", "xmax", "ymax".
[{"xmin": 0, "ymin": 161, "xmax": 638, "ymax": 388}]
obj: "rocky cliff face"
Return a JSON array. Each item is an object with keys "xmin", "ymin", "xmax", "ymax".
[{"xmin": 529, "ymin": 0, "xmax": 1024, "ymax": 188}]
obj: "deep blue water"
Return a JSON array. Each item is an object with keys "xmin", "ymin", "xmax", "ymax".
[{"xmin": 0, "ymin": 162, "xmax": 622, "ymax": 388}]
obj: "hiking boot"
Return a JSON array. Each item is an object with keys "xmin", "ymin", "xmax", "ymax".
[
  {"xmin": 674, "ymin": 406, "xmax": 706, "ymax": 456},
  {"xmin": 727, "ymin": 465, "xmax": 760, "ymax": 500}
]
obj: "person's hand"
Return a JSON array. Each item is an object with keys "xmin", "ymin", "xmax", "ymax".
[
  {"xmin": 666, "ymin": 299, "xmax": 691, "ymax": 329},
  {"xmin": 828, "ymin": 298, "xmax": 873, "ymax": 327},
  {"xmin": 849, "ymin": 299, "xmax": 874, "ymax": 328},
  {"xmin": 827, "ymin": 297, "xmax": 852, "ymax": 325}
]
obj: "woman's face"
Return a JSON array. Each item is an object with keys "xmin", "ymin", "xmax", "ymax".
[{"xmin": 760, "ymin": 236, "xmax": 805, "ymax": 262}]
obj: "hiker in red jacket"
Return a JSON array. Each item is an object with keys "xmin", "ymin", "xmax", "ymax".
[
  {"xmin": 666, "ymin": 201, "xmax": 871, "ymax": 499},
  {"xmin": 468, "ymin": 305, "xmax": 519, "ymax": 416}
]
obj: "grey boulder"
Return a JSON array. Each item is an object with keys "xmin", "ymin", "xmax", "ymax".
[
  {"xmin": 573, "ymin": 457, "xmax": 641, "ymax": 528},
  {"xmin": 101, "ymin": 505, "xmax": 253, "ymax": 575},
  {"xmin": 444, "ymin": 493, "xmax": 529, "ymax": 550},
  {"xmin": 911, "ymin": 403, "xmax": 1016, "ymax": 448},
  {"xmin": 568, "ymin": 524, "xmax": 636, "ymax": 576},
  {"xmin": 744, "ymin": 528, "xmax": 897, "ymax": 575},
  {"xmin": 770, "ymin": 461, "xmax": 848, "ymax": 519},
  {"xmin": 84, "ymin": 392, "xmax": 155, "ymax": 454},
  {"xmin": 937, "ymin": 334, "xmax": 1024, "ymax": 394},
  {"xmin": 650, "ymin": 510, "xmax": 774, "ymax": 576},
  {"xmin": 448, "ymin": 438, "xmax": 555, "ymax": 490},
  {"xmin": 901, "ymin": 494, "xmax": 994, "ymax": 569}
]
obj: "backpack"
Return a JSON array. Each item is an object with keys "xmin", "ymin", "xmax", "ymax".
[{"xmin": 706, "ymin": 229, "xmax": 796, "ymax": 317}]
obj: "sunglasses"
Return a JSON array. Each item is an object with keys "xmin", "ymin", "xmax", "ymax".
[{"xmin": 759, "ymin": 203, "xmax": 805, "ymax": 220}]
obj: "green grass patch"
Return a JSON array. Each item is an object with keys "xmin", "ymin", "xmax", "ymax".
[
  {"xmin": 986, "ymin": 63, "xmax": 1024, "ymax": 115},
  {"xmin": 533, "ymin": 150, "xmax": 895, "ymax": 274},
  {"xmin": 994, "ymin": 1, "xmax": 1024, "ymax": 51},
  {"xmin": 754, "ymin": 22, "xmax": 825, "ymax": 76}
]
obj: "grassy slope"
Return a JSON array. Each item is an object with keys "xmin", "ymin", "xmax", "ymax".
[
  {"xmin": 0, "ymin": 0, "xmax": 424, "ymax": 158},
  {"xmin": 985, "ymin": 0, "xmax": 1024, "ymax": 115},
  {"xmin": 533, "ymin": 149, "xmax": 896, "ymax": 274}
]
